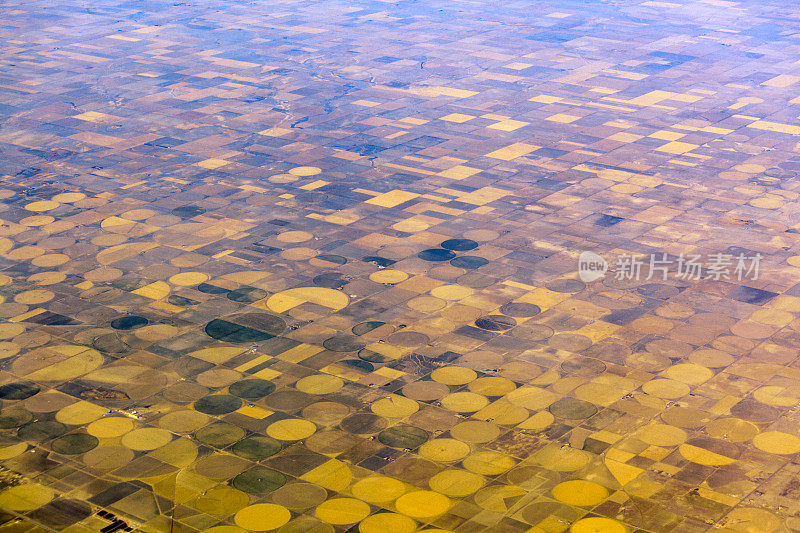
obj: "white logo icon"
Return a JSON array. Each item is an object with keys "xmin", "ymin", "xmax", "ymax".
[{"xmin": 578, "ymin": 251, "xmax": 608, "ymax": 282}]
